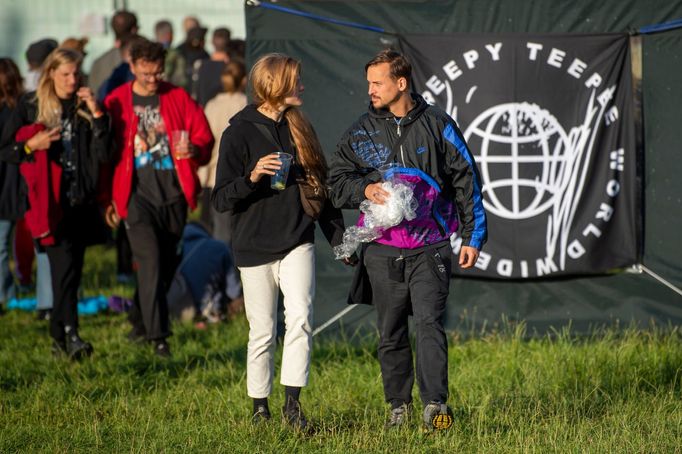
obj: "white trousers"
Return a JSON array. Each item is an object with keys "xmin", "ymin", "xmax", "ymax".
[{"xmin": 238, "ymin": 242, "xmax": 315, "ymax": 398}]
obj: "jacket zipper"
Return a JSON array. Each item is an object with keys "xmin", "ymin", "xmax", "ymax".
[{"xmin": 396, "ymin": 121, "xmax": 405, "ymax": 165}]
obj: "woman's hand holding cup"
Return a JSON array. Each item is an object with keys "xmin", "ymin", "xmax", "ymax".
[{"xmin": 249, "ymin": 153, "xmax": 282, "ymax": 184}]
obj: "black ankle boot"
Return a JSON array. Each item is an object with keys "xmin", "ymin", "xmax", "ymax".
[{"xmin": 65, "ymin": 329, "xmax": 93, "ymax": 360}]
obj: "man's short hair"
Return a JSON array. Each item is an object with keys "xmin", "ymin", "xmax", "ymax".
[
  {"xmin": 111, "ymin": 10, "xmax": 138, "ymax": 41},
  {"xmin": 154, "ymin": 20, "xmax": 173, "ymax": 36},
  {"xmin": 365, "ymin": 49, "xmax": 412, "ymax": 84},
  {"xmin": 212, "ymin": 27, "xmax": 231, "ymax": 53},
  {"xmin": 25, "ymin": 38, "xmax": 58, "ymax": 67},
  {"xmin": 130, "ymin": 38, "xmax": 166, "ymax": 64}
]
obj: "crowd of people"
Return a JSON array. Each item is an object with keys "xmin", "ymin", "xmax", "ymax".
[
  {"xmin": 0, "ymin": 11, "xmax": 247, "ymax": 357},
  {"xmin": 0, "ymin": 9, "xmax": 487, "ymax": 433}
]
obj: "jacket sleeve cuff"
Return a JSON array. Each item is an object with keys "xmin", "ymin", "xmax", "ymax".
[
  {"xmin": 92, "ymin": 113, "xmax": 109, "ymax": 134},
  {"xmin": 461, "ymin": 236, "xmax": 482, "ymax": 251},
  {"xmin": 356, "ymin": 173, "xmax": 381, "ymax": 202},
  {"xmin": 238, "ymin": 175, "xmax": 257, "ymax": 193}
]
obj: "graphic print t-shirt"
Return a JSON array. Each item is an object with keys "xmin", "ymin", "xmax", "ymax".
[{"xmin": 132, "ymin": 93, "xmax": 183, "ymax": 204}]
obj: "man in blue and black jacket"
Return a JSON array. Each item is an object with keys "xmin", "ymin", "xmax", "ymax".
[{"xmin": 329, "ymin": 49, "xmax": 487, "ymax": 431}]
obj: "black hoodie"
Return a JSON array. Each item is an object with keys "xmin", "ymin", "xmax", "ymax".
[{"xmin": 211, "ymin": 104, "xmax": 344, "ymax": 267}]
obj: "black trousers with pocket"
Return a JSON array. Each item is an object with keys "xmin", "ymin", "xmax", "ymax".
[
  {"xmin": 364, "ymin": 241, "xmax": 452, "ymax": 407},
  {"xmin": 125, "ymin": 194, "xmax": 186, "ymax": 341}
]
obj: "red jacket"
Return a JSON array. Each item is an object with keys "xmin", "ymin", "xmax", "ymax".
[
  {"xmin": 104, "ymin": 81, "xmax": 214, "ymax": 219},
  {"xmin": 16, "ymin": 124, "xmax": 62, "ymax": 246}
]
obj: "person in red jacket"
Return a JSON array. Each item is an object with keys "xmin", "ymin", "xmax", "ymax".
[
  {"xmin": 104, "ymin": 38, "xmax": 213, "ymax": 357},
  {"xmin": 0, "ymin": 48, "xmax": 112, "ymax": 359}
]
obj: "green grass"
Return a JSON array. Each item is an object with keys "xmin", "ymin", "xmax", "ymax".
[{"xmin": 1, "ymin": 246, "xmax": 682, "ymax": 452}]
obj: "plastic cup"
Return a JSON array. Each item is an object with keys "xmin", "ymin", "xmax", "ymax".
[
  {"xmin": 171, "ymin": 130, "xmax": 189, "ymax": 158},
  {"xmin": 378, "ymin": 162, "xmax": 401, "ymax": 182},
  {"xmin": 270, "ymin": 152, "xmax": 294, "ymax": 190}
]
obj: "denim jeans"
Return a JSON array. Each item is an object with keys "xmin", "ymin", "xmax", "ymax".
[
  {"xmin": 0, "ymin": 220, "xmax": 16, "ymax": 303},
  {"xmin": 35, "ymin": 251, "xmax": 53, "ymax": 310}
]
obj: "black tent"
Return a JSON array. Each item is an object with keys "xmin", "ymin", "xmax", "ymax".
[{"xmin": 245, "ymin": 0, "xmax": 682, "ymax": 335}]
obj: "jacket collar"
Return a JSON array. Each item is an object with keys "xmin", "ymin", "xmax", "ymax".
[{"xmin": 367, "ymin": 93, "xmax": 428, "ymax": 126}]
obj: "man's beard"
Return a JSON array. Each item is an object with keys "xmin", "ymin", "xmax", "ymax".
[{"xmin": 373, "ymin": 91, "xmax": 403, "ymax": 111}]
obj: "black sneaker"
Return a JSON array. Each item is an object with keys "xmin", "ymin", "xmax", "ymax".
[
  {"xmin": 252, "ymin": 405, "xmax": 271, "ymax": 424},
  {"xmin": 422, "ymin": 401, "xmax": 454, "ymax": 432},
  {"xmin": 154, "ymin": 340, "xmax": 171, "ymax": 358},
  {"xmin": 282, "ymin": 396, "xmax": 308, "ymax": 431},
  {"xmin": 386, "ymin": 402, "xmax": 412, "ymax": 428},
  {"xmin": 65, "ymin": 332, "xmax": 94, "ymax": 360},
  {"xmin": 36, "ymin": 309, "xmax": 51, "ymax": 321}
]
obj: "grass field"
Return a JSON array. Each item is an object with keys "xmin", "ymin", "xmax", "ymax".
[{"xmin": 1, "ymin": 245, "xmax": 682, "ymax": 453}]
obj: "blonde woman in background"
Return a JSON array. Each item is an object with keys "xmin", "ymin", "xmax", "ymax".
[{"xmin": 0, "ymin": 48, "xmax": 111, "ymax": 359}]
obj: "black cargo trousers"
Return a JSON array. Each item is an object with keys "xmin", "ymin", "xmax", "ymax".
[{"xmin": 364, "ymin": 241, "xmax": 452, "ymax": 407}]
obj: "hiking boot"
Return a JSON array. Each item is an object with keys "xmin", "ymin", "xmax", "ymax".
[
  {"xmin": 422, "ymin": 401, "xmax": 454, "ymax": 432},
  {"xmin": 154, "ymin": 340, "xmax": 171, "ymax": 358},
  {"xmin": 252, "ymin": 405, "xmax": 272, "ymax": 424},
  {"xmin": 65, "ymin": 332, "xmax": 94, "ymax": 360},
  {"xmin": 282, "ymin": 396, "xmax": 308, "ymax": 431},
  {"xmin": 386, "ymin": 402, "xmax": 412, "ymax": 428}
]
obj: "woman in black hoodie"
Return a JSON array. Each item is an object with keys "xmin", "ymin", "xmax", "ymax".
[
  {"xmin": 212, "ymin": 53, "xmax": 348, "ymax": 429},
  {"xmin": 0, "ymin": 48, "xmax": 111, "ymax": 359}
]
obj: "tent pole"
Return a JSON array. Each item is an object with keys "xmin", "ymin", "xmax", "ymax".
[
  {"xmin": 639, "ymin": 264, "xmax": 682, "ymax": 298},
  {"xmin": 312, "ymin": 304, "xmax": 359, "ymax": 337}
]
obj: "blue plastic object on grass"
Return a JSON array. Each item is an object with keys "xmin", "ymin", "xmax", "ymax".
[{"xmin": 7, "ymin": 295, "xmax": 110, "ymax": 315}]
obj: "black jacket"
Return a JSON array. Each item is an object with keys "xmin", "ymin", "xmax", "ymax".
[
  {"xmin": 211, "ymin": 104, "xmax": 344, "ymax": 267},
  {"xmin": 0, "ymin": 91, "xmax": 112, "ymax": 207},
  {"xmin": 0, "ymin": 104, "xmax": 27, "ymax": 220},
  {"xmin": 329, "ymin": 94, "xmax": 487, "ymax": 250}
]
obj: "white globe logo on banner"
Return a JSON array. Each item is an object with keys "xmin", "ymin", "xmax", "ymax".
[
  {"xmin": 464, "ymin": 102, "xmax": 570, "ymax": 220},
  {"xmin": 414, "ymin": 37, "xmax": 631, "ymax": 277}
]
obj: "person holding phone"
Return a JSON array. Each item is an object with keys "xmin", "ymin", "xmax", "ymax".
[{"xmin": 0, "ymin": 47, "xmax": 112, "ymax": 359}]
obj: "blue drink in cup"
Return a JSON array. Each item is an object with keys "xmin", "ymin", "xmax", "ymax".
[{"xmin": 270, "ymin": 152, "xmax": 294, "ymax": 190}]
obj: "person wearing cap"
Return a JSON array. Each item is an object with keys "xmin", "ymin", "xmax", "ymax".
[
  {"xmin": 24, "ymin": 39, "xmax": 58, "ymax": 91},
  {"xmin": 88, "ymin": 10, "xmax": 138, "ymax": 94}
]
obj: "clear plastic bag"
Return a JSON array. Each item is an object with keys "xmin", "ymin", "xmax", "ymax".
[{"xmin": 334, "ymin": 180, "xmax": 417, "ymax": 259}]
